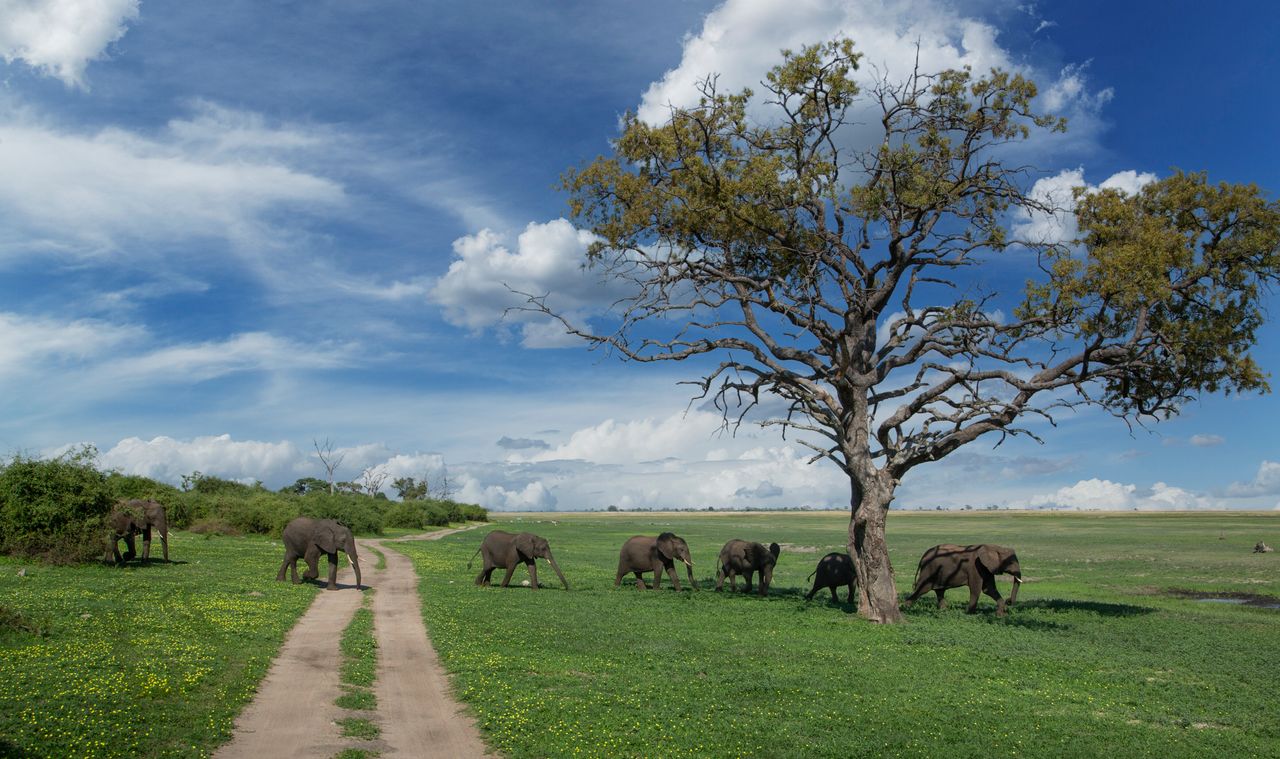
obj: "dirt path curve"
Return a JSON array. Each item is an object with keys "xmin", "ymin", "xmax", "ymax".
[{"xmin": 215, "ymin": 525, "xmax": 488, "ymax": 759}]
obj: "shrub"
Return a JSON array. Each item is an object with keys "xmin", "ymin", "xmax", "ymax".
[
  {"xmin": 0, "ymin": 448, "xmax": 114, "ymax": 563},
  {"xmin": 298, "ymin": 493, "xmax": 384, "ymax": 535},
  {"xmin": 104, "ymin": 473, "xmax": 181, "ymax": 503}
]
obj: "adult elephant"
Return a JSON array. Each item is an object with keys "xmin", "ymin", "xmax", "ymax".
[
  {"xmin": 715, "ymin": 539, "xmax": 780, "ymax": 596},
  {"xmin": 276, "ymin": 517, "xmax": 363, "ymax": 591},
  {"xmin": 904, "ymin": 543, "xmax": 1022, "ymax": 616},
  {"xmin": 615, "ymin": 532, "xmax": 696, "ymax": 591},
  {"xmin": 469, "ymin": 530, "xmax": 569, "ymax": 590},
  {"xmin": 107, "ymin": 499, "xmax": 169, "ymax": 564}
]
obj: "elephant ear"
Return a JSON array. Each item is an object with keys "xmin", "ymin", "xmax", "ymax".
[
  {"xmin": 975, "ymin": 545, "xmax": 1005, "ymax": 575},
  {"xmin": 655, "ymin": 533, "xmax": 676, "ymax": 561},
  {"xmin": 316, "ymin": 523, "xmax": 340, "ymax": 554},
  {"xmin": 514, "ymin": 533, "xmax": 536, "ymax": 560}
]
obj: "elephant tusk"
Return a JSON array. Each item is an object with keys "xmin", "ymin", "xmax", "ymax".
[
  {"xmin": 682, "ymin": 559, "xmax": 693, "ymax": 568},
  {"xmin": 347, "ymin": 555, "xmax": 355, "ymax": 568}
]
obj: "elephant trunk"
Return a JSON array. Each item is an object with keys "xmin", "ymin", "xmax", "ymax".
[
  {"xmin": 544, "ymin": 552, "xmax": 570, "ymax": 590},
  {"xmin": 347, "ymin": 545, "xmax": 363, "ymax": 590},
  {"xmin": 1009, "ymin": 572, "xmax": 1021, "ymax": 605}
]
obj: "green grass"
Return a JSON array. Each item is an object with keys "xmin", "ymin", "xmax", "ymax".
[
  {"xmin": 336, "ymin": 687, "xmax": 377, "ymax": 711},
  {"xmin": 332, "ymin": 749, "xmax": 380, "ymax": 759},
  {"xmin": 336, "ymin": 717, "xmax": 381, "ymax": 740},
  {"xmin": 339, "ymin": 603, "xmax": 377, "ymax": 689},
  {"xmin": 400, "ymin": 511, "xmax": 1280, "ymax": 759},
  {"xmin": 365, "ymin": 544, "xmax": 386, "ymax": 571},
  {"xmin": 0, "ymin": 532, "xmax": 318, "ymax": 758}
]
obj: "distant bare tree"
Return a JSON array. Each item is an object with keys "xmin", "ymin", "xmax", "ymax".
[
  {"xmin": 429, "ymin": 467, "xmax": 457, "ymax": 501},
  {"xmin": 359, "ymin": 465, "xmax": 390, "ymax": 497},
  {"xmin": 313, "ymin": 438, "xmax": 346, "ymax": 495}
]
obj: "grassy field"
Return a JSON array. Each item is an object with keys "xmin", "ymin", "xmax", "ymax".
[
  {"xmin": 399, "ymin": 511, "xmax": 1280, "ymax": 759},
  {"xmin": 0, "ymin": 532, "xmax": 318, "ymax": 758}
]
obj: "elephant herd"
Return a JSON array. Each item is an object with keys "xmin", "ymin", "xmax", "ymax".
[
  {"xmin": 106, "ymin": 499, "xmax": 1021, "ymax": 614},
  {"xmin": 467, "ymin": 528, "xmax": 1025, "ymax": 615}
]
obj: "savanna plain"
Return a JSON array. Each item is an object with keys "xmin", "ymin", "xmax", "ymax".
[{"xmin": 2, "ymin": 511, "xmax": 1277, "ymax": 758}]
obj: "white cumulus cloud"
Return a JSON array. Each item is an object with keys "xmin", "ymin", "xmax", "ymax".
[
  {"xmin": 1226, "ymin": 460, "xmax": 1280, "ymax": 498},
  {"xmin": 98, "ymin": 434, "xmax": 309, "ymax": 485},
  {"xmin": 1012, "ymin": 167, "xmax": 1158, "ymax": 246},
  {"xmin": 430, "ymin": 219, "xmax": 625, "ymax": 348},
  {"xmin": 0, "ymin": 0, "xmax": 139, "ymax": 87}
]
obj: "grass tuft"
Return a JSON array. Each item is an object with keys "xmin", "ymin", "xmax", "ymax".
[{"xmin": 336, "ymin": 717, "xmax": 381, "ymax": 740}]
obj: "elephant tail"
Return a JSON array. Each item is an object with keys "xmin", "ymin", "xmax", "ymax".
[
  {"xmin": 466, "ymin": 547, "xmax": 481, "ymax": 570},
  {"xmin": 806, "ymin": 568, "xmax": 817, "ymax": 582}
]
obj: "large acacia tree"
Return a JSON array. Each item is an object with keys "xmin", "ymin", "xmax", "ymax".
[{"xmin": 539, "ymin": 40, "xmax": 1280, "ymax": 622}]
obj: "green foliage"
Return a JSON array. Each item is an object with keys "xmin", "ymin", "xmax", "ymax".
[
  {"xmin": 298, "ymin": 493, "xmax": 385, "ymax": 536},
  {"xmin": 333, "ymin": 749, "xmax": 380, "ymax": 759},
  {"xmin": 104, "ymin": 472, "xmax": 181, "ymax": 503},
  {"xmin": 0, "ymin": 533, "xmax": 319, "ymax": 757},
  {"xmin": 385, "ymin": 499, "xmax": 487, "ymax": 529},
  {"xmin": 405, "ymin": 512, "xmax": 1280, "ymax": 758},
  {"xmin": 281, "ymin": 476, "xmax": 330, "ymax": 495},
  {"xmin": 0, "ymin": 447, "xmax": 114, "ymax": 563},
  {"xmin": 392, "ymin": 476, "xmax": 428, "ymax": 501},
  {"xmin": 1022, "ymin": 171, "xmax": 1280, "ymax": 415}
]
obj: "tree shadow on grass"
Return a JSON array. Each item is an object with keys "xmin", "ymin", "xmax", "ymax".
[{"xmin": 1018, "ymin": 598, "xmax": 1156, "ymax": 617}]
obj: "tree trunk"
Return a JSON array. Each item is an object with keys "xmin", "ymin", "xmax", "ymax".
[{"xmin": 848, "ymin": 476, "xmax": 903, "ymax": 623}]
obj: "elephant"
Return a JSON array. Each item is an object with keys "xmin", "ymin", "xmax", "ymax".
[
  {"xmin": 107, "ymin": 499, "xmax": 169, "ymax": 564},
  {"xmin": 468, "ymin": 530, "xmax": 569, "ymax": 590},
  {"xmin": 615, "ymin": 532, "xmax": 696, "ymax": 591},
  {"xmin": 804, "ymin": 551, "xmax": 855, "ymax": 603},
  {"xmin": 276, "ymin": 517, "xmax": 363, "ymax": 591},
  {"xmin": 904, "ymin": 543, "xmax": 1022, "ymax": 616},
  {"xmin": 715, "ymin": 539, "xmax": 780, "ymax": 596}
]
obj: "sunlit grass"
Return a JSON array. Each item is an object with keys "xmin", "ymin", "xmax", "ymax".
[
  {"xmin": 0, "ymin": 532, "xmax": 317, "ymax": 758},
  {"xmin": 399, "ymin": 511, "xmax": 1280, "ymax": 758}
]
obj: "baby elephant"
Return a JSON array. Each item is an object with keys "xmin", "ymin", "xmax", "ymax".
[
  {"xmin": 470, "ymin": 530, "xmax": 569, "ymax": 590},
  {"xmin": 805, "ymin": 552, "xmax": 855, "ymax": 603},
  {"xmin": 905, "ymin": 543, "xmax": 1022, "ymax": 616},
  {"xmin": 715, "ymin": 540, "xmax": 780, "ymax": 596},
  {"xmin": 107, "ymin": 499, "xmax": 169, "ymax": 565}
]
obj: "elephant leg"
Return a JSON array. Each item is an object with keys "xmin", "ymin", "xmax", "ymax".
[
  {"xmin": 715, "ymin": 567, "xmax": 725, "ymax": 591},
  {"xmin": 527, "ymin": 560, "xmax": 539, "ymax": 590},
  {"xmin": 140, "ymin": 526, "xmax": 153, "ymax": 562},
  {"xmin": 664, "ymin": 563, "xmax": 682, "ymax": 591},
  {"xmin": 633, "ymin": 571, "xmax": 647, "ymax": 590},
  {"xmin": 159, "ymin": 529, "xmax": 169, "ymax": 562},
  {"xmin": 982, "ymin": 574, "xmax": 1006, "ymax": 616},
  {"xmin": 936, "ymin": 589, "xmax": 948, "ymax": 610},
  {"xmin": 614, "ymin": 567, "xmax": 625, "ymax": 589},
  {"xmin": 743, "ymin": 571, "xmax": 753, "ymax": 594},
  {"xmin": 500, "ymin": 563, "xmax": 517, "ymax": 588},
  {"xmin": 966, "ymin": 575, "xmax": 982, "ymax": 613},
  {"xmin": 325, "ymin": 552, "xmax": 339, "ymax": 590},
  {"xmin": 846, "ymin": 582, "xmax": 856, "ymax": 604},
  {"xmin": 121, "ymin": 534, "xmax": 137, "ymax": 564},
  {"xmin": 302, "ymin": 545, "xmax": 320, "ymax": 581},
  {"xmin": 276, "ymin": 549, "xmax": 298, "ymax": 582}
]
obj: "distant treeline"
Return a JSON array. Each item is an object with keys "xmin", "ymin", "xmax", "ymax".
[{"xmin": 0, "ymin": 447, "xmax": 488, "ymax": 564}]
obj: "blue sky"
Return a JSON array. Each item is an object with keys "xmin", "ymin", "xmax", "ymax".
[{"xmin": 0, "ymin": 0, "xmax": 1277, "ymax": 511}]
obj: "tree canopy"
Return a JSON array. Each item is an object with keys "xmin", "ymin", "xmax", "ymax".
[{"xmin": 540, "ymin": 39, "xmax": 1280, "ymax": 622}]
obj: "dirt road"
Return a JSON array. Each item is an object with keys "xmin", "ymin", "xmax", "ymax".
[{"xmin": 215, "ymin": 527, "xmax": 489, "ymax": 758}]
